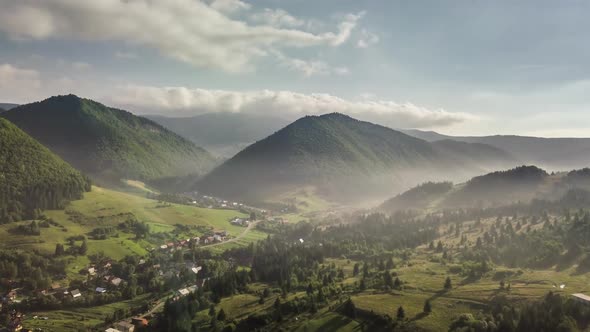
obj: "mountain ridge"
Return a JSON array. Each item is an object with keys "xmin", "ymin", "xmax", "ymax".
[{"xmin": 1, "ymin": 95, "xmax": 217, "ymax": 183}]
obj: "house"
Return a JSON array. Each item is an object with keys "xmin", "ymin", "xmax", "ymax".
[
  {"xmin": 96, "ymin": 287, "xmax": 107, "ymax": 293},
  {"xmin": 177, "ymin": 288, "xmax": 190, "ymax": 297},
  {"xmin": 105, "ymin": 328, "xmax": 121, "ymax": 332},
  {"xmin": 88, "ymin": 267, "xmax": 96, "ymax": 275},
  {"xmin": 71, "ymin": 289, "xmax": 82, "ymax": 299},
  {"xmin": 114, "ymin": 321, "xmax": 135, "ymax": 332},
  {"xmin": 131, "ymin": 317, "xmax": 149, "ymax": 327},
  {"xmin": 572, "ymin": 293, "xmax": 590, "ymax": 304},
  {"xmin": 191, "ymin": 266, "xmax": 202, "ymax": 274},
  {"xmin": 138, "ymin": 259, "xmax": 146, "ymax": 265},
  {"xmin": 160, "ymin": 244, "xmax": 167, "ymax": 250},
  {"xmin": 192, "ymin": 237, "xmax": 200, "ymax": 244},
  {"xmin": 213, "ymin": 234, "xmax": 222, "ymax": 242},
  {"xmin": 111, "ymin": 277, "xmax": 123, "ymax": 287}
]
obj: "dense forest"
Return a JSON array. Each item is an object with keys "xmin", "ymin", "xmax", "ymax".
[
  {"xmin": 0, "ymin": 118, "xmax": 91, "ymax": 223},
  {"xmin": 1, "ymin": 95, "xmax": 216, "ymax": 183}
]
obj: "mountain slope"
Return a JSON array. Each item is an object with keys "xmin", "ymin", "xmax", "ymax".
[
  {"xmin": 0, "ymin": 117, "xmax": 91, "ymax": 222},
  {"xmin": 1, "ymin": 95, "xmax": 216, "ymax": 183},
  {"xmin": 402, "ymin": 129, "xmax": 590, "ymax": 170},
  {"xmin": 197, "ymin": 113, "xmax": 516, "ymax": 202},
  {"xmin": 145, "ymin": 113, "xmax": 290, "ymax": 157},
  {"xmin": 379, "ymin": 165, "xmax": 590, "ymax": 212}
]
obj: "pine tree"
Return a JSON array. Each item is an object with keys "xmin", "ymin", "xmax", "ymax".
[
  {"xmin": 423, "ymin": 300, "xmax": 432, "ymax": 314},
  {"xmin": 217, "ymin": 308, "xmax": 226, "ymax": 321},
  {"xmin": 444, "ymin": 277, "xmax": 452, "ymax": 290},
  {"xmin": 397, "ymin": 306, "xmax": 405, "ymax": 320}
]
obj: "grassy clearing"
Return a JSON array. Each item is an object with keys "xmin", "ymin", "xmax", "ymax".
[
  {"xmin": 293, "ymin": 312, "xmax": 361, "ymax": 332},
  {"xmin": 23, "ymin": 294, "xmax": 152, "ymax": 332}
]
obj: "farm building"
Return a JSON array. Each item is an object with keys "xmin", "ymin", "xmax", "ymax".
[{"xmin": 572, "ymin": 293, "xmax": 590, "ymax": 304}]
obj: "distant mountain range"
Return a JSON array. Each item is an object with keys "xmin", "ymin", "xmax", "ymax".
[
  {"xmin": 401, "ymin": 129, "xmax": 590, "ymax": 170},
  {"xmin": 0, "ymin": 117, "xmax": 91, "ymax": 222},
  {"xmin": 380, "ymin": 165, "xmax": 590, "ymax": 212},
  {"xmin": 0, "ymin": 103, "xmax": 19, "ymax": 111},
  {"xmin": 145, "ymin": 111, "xmax": 590, "ymax": 169},
  {"xmin": 197, "ymin": 113, "xmax": 517, "ymax": 202},
  {"xmin": 1, "ymin": 95, "xmax": 216, "ymax": 184},
  {"xmin": 145, "ymin": 113, "xmax": 290, "ymax": 157}
]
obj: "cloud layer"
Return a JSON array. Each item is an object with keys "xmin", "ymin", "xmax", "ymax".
[
  {"xmin": 0, "ymin": 0, "xmax": 361, "ymax": 73},
  {"xmin": 110, "ymin": 85, "xmax": 471, "ymax": 128}
]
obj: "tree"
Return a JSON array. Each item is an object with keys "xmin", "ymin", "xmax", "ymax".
[
  {"xmin": 386, "ymin": 257, "xmax": 395, "ymax": 269},
  {"xmin": 499, "ymin": 280, "xmax": 505, "ymax": 290},
  {"xmin": 217, "ymin": 308, "xmax": 226, "ymax": 321},
  {"xmin": 79, "ymin": 238, "xmax": 88, "ymax": 255},
  {"xmin": 55, "ymin": 243, "xmax": 65, "ymax": 256},
  {"xmin": 384, "ymin": 271, "xmax": 394, "ymax": 289},
  {"xmin": 353, "ymin": 263, "xmax": 360, "ymax": 276},
  {"xmin": 343, "ymin": 299, "xmax": 357, "ymax": 318},
  {"xmin": 423, "ymin": 300, "xmax": 432, "ymax": 314},
  {"xmin": 444, "ymin": 277, "xmax": 452, "ymax": 290},
  {"xmin": 393, "ymin": 277, "xmax": 402, "ymax": 290},
  {"xmin": 397, "ymin": 306, "xmax": 405, "ymax": 320},
  {"xmin": 436, "ymin": 241, "xmax": 444, "ymax": 252},
  {"xmin": 250, "ymin": 211, "xmax": 257, "ymax": 221},
  {"xmin": 209, "ymin": 304, "xmax": 216, "ymax": 317}
]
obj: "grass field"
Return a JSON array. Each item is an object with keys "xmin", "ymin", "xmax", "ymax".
[
  {"xmin": 23, "ymin": 294, "xmax": 153, "ymax": 332},
  {"xmin": 0, "ymin": 186, "xmax": 251, "ymax": 279}
]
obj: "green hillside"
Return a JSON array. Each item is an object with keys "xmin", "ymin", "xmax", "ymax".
[
  {"xmin": 380, "ymin": 165, "xmax": 590, "ymax": 212},
  {"xmin": 1, "ymin": 95, "xmax": 216, "ymax": 183},
  {"xmin": 198, "ymin": 113, "xmax": 515, "ymax": 202},
  {"xmin": 0, "ymin": 117, "xmax": 91, "ymax": 223}
]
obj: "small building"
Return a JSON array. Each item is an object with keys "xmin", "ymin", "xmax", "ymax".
[
  {"xmin": 111, "ymin": 277, "xmax": 123, "ymax": 287},
  {"xmin": 191, "ymin": 266, "xmax": 202, "ymax": 274},
  {"xmin": 114, "ymin": 321, "xmax": 135, "ymax": 332},
  {"xmin": 131, "ymin": 317, "xmax": 149, "ymax": 327},
  {"xmin": 572, "ymin": 293, "xmax": 590, "ymax": 304},
  {"xmin": 71, "ymin": 289, "xmax": 82, "ymax": 299},
  {"xmin": 96, "ymin": 287, "xmax": 107, "ymax": 293},
  {"xmin": 88, "ymin": 267, "xmax": 96, "ymax": 275},
  {"xmin": 105, "ymin": 328, "xmax": 121, "ymax": 332},
  {"xmin": 177, "ymin": 288, "xmax": 190, "ymax": 297},
  {"xmin": 160, "ymin": 244, "xmax": 168, "ymax": 250}
]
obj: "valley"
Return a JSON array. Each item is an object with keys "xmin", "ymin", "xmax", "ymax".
[{"xmin": 2, "ymin": 96, "xmax": 590, "ymax": 332}]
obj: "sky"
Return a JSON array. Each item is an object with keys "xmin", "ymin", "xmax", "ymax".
[{"xmin": 0, "ymin": 0, "xmax": 589, "ymax": 137}]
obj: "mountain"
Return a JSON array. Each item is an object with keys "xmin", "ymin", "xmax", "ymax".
[
  {"xmin": 197, "ymin": 113, "xmax": 517, "ymax": 202},
  {"xmin": 145, "ymin": 113, "xmax": 290, "ymax": 157},
  {"xmin": 0, "ymin": 117, "xmax": 91, "ymax": 222},
  {"xmin": 0, "ymin": 103, "xmax": 19, "ymax": 111},
  {"xmin": 401, "ymin": 129, "xmax": 590, "ymax": 170},
  {"xmin": 380, "ymin": 165, "xmax": 590, "ymax": 212},
  {"xmin": 1, "ymin": 95, "xmax": 216, "ymax": 183}
]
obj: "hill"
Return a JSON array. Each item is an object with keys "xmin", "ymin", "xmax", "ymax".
[
  {"xmin": 380, "ymin": 165, "xmax": 590, "ymax": 212},
  {"xmin": 145, "ymin": 113, "xmax": 290, "ymax": 157},
  {"xmin": 1, "ymin": 95, "xmax": 216, "ymax": 183},
  {"xmin": 0, "ymin": 117, "xmax": 91, "ymax": 222},
  {"xmin": 402, "ymin": 129, "xmax": 590, "ymax": 170},
  {"xmin": 197, "ymin": 113, "xmax": 516, "ymax": 202}
]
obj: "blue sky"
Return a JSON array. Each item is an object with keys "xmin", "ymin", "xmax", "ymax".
[{"xmin": 0, "ymin": 0, "xmax": 589, "ymax": 137}]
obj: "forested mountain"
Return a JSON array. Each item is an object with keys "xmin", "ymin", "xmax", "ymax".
[
  {"xmin": 198, "ymin": 113, "xmax": 516, "ymax": 202},
  {"xmin": 402, "ymin": 129, "xmax": 590, "ymax": 170},
  {"xmin": 381, "ymin": 165, "xmax": 590, "ymax": 212},
  {"xmin": 0, "ymin": 117, "xmax": 91, "ymax": 223},
  {"xmin": 146, "ymin": 113, "xmax": 290, "ymax": 157},
  {"xmin": 1, "ymin": 95, "xmax": 216, "ymax": 183}
]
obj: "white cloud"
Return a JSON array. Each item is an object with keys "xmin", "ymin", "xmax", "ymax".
[
  {"xmin": 250, "ymin": 8, "xmax": 305, "ymax": 28},
  {"xmin": 209, "ymin": 0, "xmax": 251, "ymax": 14},
  {"xmin": 109, "ymin": 85, "xmax": 472, "ymax": 128},
  {"xmin": 0, "ymin": 0, "xmax": 362, "ymax": 73},
  {"xmin": 114, "ymin": 51, "xmax": 138, "ymax": 59},
  {"xmin": 272, "ymin": 51, "xmax": 349, "ymax": 77},
  {"xmin": 356, "ymin": 29, "xmax": 379, "ymax": 48}
]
